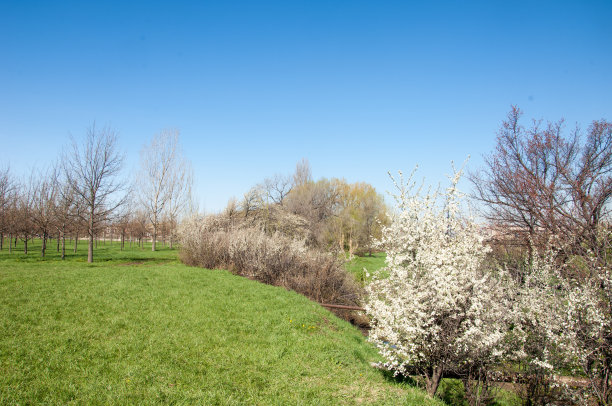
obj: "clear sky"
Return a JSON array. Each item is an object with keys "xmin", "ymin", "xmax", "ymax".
[{"xmin": 1, "ymin": 0, "xmax": 610, "ymax": 212}]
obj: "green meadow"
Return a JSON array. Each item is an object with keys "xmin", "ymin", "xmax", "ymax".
[{"xmin": 0, "ymin": 240, "xmax": 441, "ymax": 405}]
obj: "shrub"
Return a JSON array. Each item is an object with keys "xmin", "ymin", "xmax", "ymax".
[
  {"xmin": 179, "ymin": 215, "xmax": 362, "ymax": 319},
  {"xmin": 365, "ymin": 167, "xmax": 511, "ymax": 398}
]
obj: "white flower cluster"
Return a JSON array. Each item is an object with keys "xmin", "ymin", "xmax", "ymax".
[
  {"xmin": 365, "ymin": 167, "xmax": 511, "ymax": 390},
  {"xmin": 366, "ymin": 165, "xmax": 612, "ymax": 402},
  {"xmin": 518, "ymin": 249, "xmax": 612, "ymax": 404}
]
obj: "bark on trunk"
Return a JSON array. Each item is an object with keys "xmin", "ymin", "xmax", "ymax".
[{"xmin": 425, "ymin": 366, "xmax": 444, "ymax": 397}]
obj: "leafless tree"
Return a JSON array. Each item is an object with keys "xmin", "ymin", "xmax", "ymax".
[
  {"xmin": 164, "ymin": 150, "xmax": 193, "ymax": 249},
  {"xmin": 29, "ymin": 168, "xmax": 57, "ymax": 257},
  {"xmin": 62, "ymin": 123, "xmax": 125, "ymax": 263},
  {"xmin": 15, "ymin": 175, "xmax": 35, "ymax": 254},
  {"xmin": 471, "ymin": 106, "xmax": 612, "ymax": 271},
  {"xmin": 0, "ymin": 166, "xmax": 16, "ymax": 250},
  {"xmin": 263, "ymin": 173, "xmax": 293, "ymax": 206},
  {"xmin": 52, "ymin": 165, "xmax": 78, "ymax": 260},
  {"xmin": 241, "ymin": 186, "xmax": 262, "ymax": 219},
  {"xmin": 293, "ymin": 157, "xmax": 312, "ymax": 187},
  {"xmin": 136, "ymin": 130, "xmax": 192, "ymax": 251}
]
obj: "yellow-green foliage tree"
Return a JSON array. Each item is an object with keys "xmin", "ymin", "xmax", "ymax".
[{"xmin": 285, "ymin": 177, "xmax": 387, "ymax": 255}]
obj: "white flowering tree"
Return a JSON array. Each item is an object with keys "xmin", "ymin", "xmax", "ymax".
[
  {"xmin": 366, "ymin": 166, "xmax": 511, "ymax": 398},
  {"xmin": 518, "ymin": 244, "xmax": 612, "ymax": 405}
]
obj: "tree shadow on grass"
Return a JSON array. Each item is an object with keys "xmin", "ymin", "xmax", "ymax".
[{"xmin": 378, "ymin": 369, "xmax": 469, "ymax": 405}]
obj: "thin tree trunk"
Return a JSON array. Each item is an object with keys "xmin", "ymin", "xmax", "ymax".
[
  {"xmin": 88, "ymin": 209, "xmax": 95, "ymax": 263},
  {"xmin": 61, "ymin": 225, "xmax": 66, "ymax": 260},
  {"xmin": 152, "ymin": 227, "xmax": 157, "ymax": 251},
  {"xmin": 24, "ymin": 237, "xmax": 28, "ymax": 254},
  {"xmin": 74, "ymin": 232, "xmax": 78, "ymax": 253},
  {"xmin": 8, "ymin": 233, "xmax": 11, "ymax": 253},
  {"xmin": 41, "ymin": 231, "xmax": 47, "ymax": 257},
  {"xmin": 57, "ymin": 231, "xmax": 60, "ymax": 252},
  {"xmin": 0, "ymin": 232, "xmax": 3, "ymax": 250}
]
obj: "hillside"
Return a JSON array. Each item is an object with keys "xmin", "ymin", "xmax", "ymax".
[{"xmin": 0, "ymin": 243, "xmax": 441, "ymax": 405}]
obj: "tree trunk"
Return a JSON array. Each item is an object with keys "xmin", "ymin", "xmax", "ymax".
[
  {"xmin": 57, "ymin": 231, "xmax": 60, "ymax": 252},
  {"xmin": 74, "ymin": 232, "xmax": 78, "ymax": 253},
  {"xmin": 61, "ymin": 225, "xmax": 66, "ymax": 260},
  {"xmin": 152, "ymin": 227, "xmax": 157, "ymax": 251},
  {"xmin": 8, "ymin": 233, "xmax": 11, "ymax": 253},
  {"xmin": 425, "ymin": 365, "xmax": 444, "ymax": 397},
  {"xmin": 24, "ymin": 237, "xmax": 28, "ymax": 254},
  {"xmin": 41, "ymin": 231, "xmax": 47, "ymax": 257},
  {"xmin": 88, "ymin": 211, "xmax": 94, "ymax": 263},
  {"xmin": 0, "ymin": 232, "xmax": 3, "ymax": 250}
]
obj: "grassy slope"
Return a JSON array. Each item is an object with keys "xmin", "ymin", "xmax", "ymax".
[{"xmin": 0, "ymin": 240, "xmax": 441, "ymax": 405}]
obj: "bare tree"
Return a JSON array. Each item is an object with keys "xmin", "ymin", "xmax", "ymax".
[
  {"xmin": 136, "ymin": 130, "xmax": 192, "ymax": 251},
  {"xmin": 241, "ymin": 186, "xmax": 263, "ymax": 219},
  {"xmin": 15, "ymin": 175, "xmax": 35, "ymax": 254},
  {"xmin": 0, "ymin": 166, "xmax": 16, "ymax": 251},
  {"xmin": 52, "ymin": 165, "xmax": 78, "ymax": 260},
  {"xmin": 471, "ymin": 106, "xmax": 612, "ymax": 268},
  {"xmin": 293, "ymin": 157, "xmax": 312, "ymax": 187},
  {"xmin": 263, "ymin": 174, "xmax": 293, "ymax": 206},
  {"xmin": 29, "ymin": 168, "xmax": 57, "ymax": 257},
  {"xmin": 63, "ymin": 123, "xmax": 125, "ymax": 263},
  {"xmin": 164, "ymin": 155, "xmax": 193, "ymax": 249}
]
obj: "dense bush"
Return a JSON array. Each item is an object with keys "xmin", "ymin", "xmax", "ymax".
[{"xmin": 179, "ymin": 215, "xmax": 362, "ymax": 319}]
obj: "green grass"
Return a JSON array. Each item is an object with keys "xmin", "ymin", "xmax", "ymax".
[
  {"xmin": 344, "ymin": 252, "xmax": 387, "ymax": 285},
  {"xmin": 0, "ymin": 240, "xmax": 441, "ymax": 405}
]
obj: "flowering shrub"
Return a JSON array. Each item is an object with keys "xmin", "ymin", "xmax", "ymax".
[
  {"xmin": 179, "ymin": 215, "xmax": 362, "ymax": 319},
  {"xmin": 365, "ymin": 167, "xmax": 511, "ymax": 397},
  {"xmin": 516, "ymin": 247, "xmax": 612, "ymax": 405}
]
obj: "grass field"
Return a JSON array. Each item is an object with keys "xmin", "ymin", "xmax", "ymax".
[
  {"xmin": 344, "ymin": 252, "xmax": 386, "ymax": 286},
  {"xmin": 0, "ymin": 239, "xmax": 442, "ymax": 405}
]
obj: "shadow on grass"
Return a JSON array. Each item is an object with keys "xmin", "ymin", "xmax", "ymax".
[
  {"xmin": 377, "ymin": 369, "xmax": 474, "ymax": 406},
  {"xmin": 378, "ymin": 368, "xmax": 421, "ymax": 387}
]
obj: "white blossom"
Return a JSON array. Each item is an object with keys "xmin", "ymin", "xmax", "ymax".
[{"xmin": 366, "ymin": 166, "xmax": 511, "ymax": 395}]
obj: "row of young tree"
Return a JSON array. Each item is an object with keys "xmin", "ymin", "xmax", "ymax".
[
  {"xmin": 367, "ymin": 108, "xmax": 612, "ymax": 405},
  {"xmin": 0, "ymin": 125, "xmax": 193, "ymax": 262}
]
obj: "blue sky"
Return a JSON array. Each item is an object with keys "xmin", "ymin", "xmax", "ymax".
[{"xmin": 1, "ymin": 1, "xmax": 611, "ymax": 212}]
